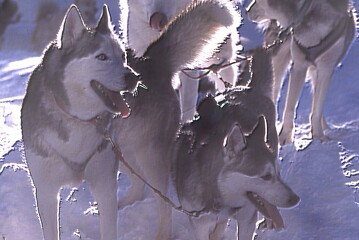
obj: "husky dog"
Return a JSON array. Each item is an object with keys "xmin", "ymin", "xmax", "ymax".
[
  {"xmin": 123, "ymin": 0, "xmax": 241, "ymax": 122},
  {"xmin": 246, "ymin": 0, "xmax": 356, "ymax": 144},
  {"xmin": 114, "ymin": 1, "xmax": 239, "ymax": 239},
  {"xmin": 22, "ymin": 5, "xmax": 136, "ymax": 240},
  {"xmin": 32, "ymin": 0, "xmax": 98, "ymax": 53},
  {"xmin": 174, "ymin": 48, "xmax": 299, "ymax": 240},
  {"xmin": 0, "ymin": 0, "xmax": 21, "ymax": 48}
]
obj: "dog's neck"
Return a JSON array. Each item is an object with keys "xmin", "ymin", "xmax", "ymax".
[{"xmin": 51, "ymin": 90, "xmax": 111, "ymax": 132}]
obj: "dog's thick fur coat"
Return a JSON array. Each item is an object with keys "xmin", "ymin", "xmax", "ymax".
[
  {"xmin": 174, "ymin": 48, "xmax": 299, "ymax": 240},
  {"xmin": 124, "ymin": 0, "xmax": 241, "ymax": 122},
  {"xmin": 22, "ymin": 5, "xmax": 138, "ymax": 240}
]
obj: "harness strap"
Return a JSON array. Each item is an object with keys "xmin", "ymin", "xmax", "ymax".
[
  {"xmin": 105, "ymin": 134, "xmax": 207, "ymax": 218},
  {"xmin": 294, "ymin": 15, "xmax": 351, "ymax": 63},
  {"xmin": 280, "ymin": 0, "xmax": 313, "ymax": 35}
]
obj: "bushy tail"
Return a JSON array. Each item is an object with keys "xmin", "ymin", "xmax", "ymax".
[{"xmin": 144, "ymin": 0, "xmax": 241, "ymax": 73}]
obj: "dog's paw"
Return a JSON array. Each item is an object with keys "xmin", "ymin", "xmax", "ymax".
[
  {"xmin": 279, "ymin": 130, "xmax": 293, "ymax": 146},
  {"xmin": 311, "ymin": 129, "xmax": 331, "ymax": 143},
  {"xmin": 314, "ymin": 134, "xmax": 331, "ymax": 143}
]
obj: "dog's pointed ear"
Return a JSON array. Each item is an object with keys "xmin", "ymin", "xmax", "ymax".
[
  {"xmin": 223, "ymin": 124, "xmax": 246, "ymax": 158},
  {"xmin": 96, "ymin": 5, "xmax": 112, "ymax": 34},
  {"xmin": 251, "ymin": 115, "xmax": 268, "ymax": 143},
  {"xmin": 58, "ymin": 5, "xmax": 85, "ymax": 48}
]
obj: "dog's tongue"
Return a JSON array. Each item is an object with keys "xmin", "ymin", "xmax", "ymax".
[
  {"xmin": 90, "ymin": 80, "xmax": 131, "ymax": 118},
  {"xmin": 247, "ymin": 192, "xmax": 284, "ymax": 229},
  {"xmin": 107, "ymin": 91, "xmax": 131, "ymax": 118}
]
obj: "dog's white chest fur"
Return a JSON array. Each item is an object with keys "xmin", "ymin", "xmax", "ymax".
[{"xmin": 43, "ymin": 122, "xmax": 102, "ymax": 165}]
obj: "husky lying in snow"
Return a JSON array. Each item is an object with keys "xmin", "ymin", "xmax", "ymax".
[
  {"xmin": 174, "ymin": 48, "xmax": 299, "ymax": 240},
  {"xmin": 123, "ymin": 0, "xmax": 241, "ymax": 122},
  {"xmin": 22, "ymin": 5, "xmax": 136, "ymax": 240},
  {"xmin": 246, "ymin": 0, "xmax": 356, "ymax": 144},
  {"xmin": 113, "ymin": 1, "xmax": 238, "ymax": 239}
]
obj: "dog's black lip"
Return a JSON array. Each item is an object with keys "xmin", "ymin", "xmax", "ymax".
[
  {"xmin": 90, "ymin": 80, "xmax": 130, "ymax": 117},
  {"xmin": 247, "ymin": 192, "xmax": 271, "ymax": 218}
]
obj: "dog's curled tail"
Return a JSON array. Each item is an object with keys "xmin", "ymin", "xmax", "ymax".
[{"xmin": 144, "ymin": 0, "xmax": 241, "ymax": 73}]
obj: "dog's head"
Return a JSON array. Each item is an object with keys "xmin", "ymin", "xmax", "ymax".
[
  {"xmin": 219, "ymin": 116, "xmax": 299, "ymax": 229},
  {"xmin": 246, "ymin": 0, "xmax": 297, "ymax": 28},
  {"xmin": 47, "ymin": 5, "xmax": 138, "ymax": 120}
]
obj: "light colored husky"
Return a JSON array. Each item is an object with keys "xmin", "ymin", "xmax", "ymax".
[
  {"xmin": 32, "ymin": 0, "xmax": 98, "ymax": 53},
  {"xmin": 123, "ymin": 0, "xmax": 241, "ymax": 122},
  {"xmin": 115, "ymin": 1, "xmax": 239, "ymax": 239},
  {"xmin": 174, "ymin": 48, "xmax": 299, "ymax": 240},
  {"xmin": 246, "ymin": 0, "xmax": 356, "ymax": 144},
  {"xmin": 22, "ymin": 5, "xmax": 136, "ymax": 240}
]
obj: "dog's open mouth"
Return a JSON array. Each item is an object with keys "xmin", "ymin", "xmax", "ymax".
[
  {"xmin": 247, "ymin": 192, "xmax": 284, "ymax": 229},
  {"xmin": 90, "ymin": 80, "xmax": 130, "ymax": 118}
]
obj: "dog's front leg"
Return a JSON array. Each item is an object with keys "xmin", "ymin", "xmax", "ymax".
[
  {"xmin": 27, "ymin": 153, "xmax": 64, "ymax": 240},
  {"xmin": 279, "ymin": 43, "xmax": 309, "ymax": 145},
  {"xmin": 35, "ymin": 182, "xmax": 61, "ymax": 240},
  {"xmin": 85, "ymin": 149, "xmax": 118, "ymax": 240},
  {"xmin": 189, "ymin": 213, "xmax": 218, "ymax": 240}
]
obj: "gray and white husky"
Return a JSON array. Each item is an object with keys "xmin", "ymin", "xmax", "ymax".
[
  {"xmin": 22, "ymin": 5, "xmax": 135, "ymax": 240},
  {"xmin": 123, "ymin": 0, "xmax": 241, "ymax": 122},
  {"xmin": 174, "ymin": 48, "xmax": 299, "ymax": 240},
  {"xmin": 246, "ymin": 0, "xmax": 356, "ymax": 144}
]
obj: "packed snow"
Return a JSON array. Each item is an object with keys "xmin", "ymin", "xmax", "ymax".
[{"xmin": 1, "ymin": 0, "xmax": 359, "ymax": 239}]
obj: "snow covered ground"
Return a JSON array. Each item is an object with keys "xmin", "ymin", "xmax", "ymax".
[{"xmin": 1, "ymin": 1, "xmax": 359, "ymax": 240}]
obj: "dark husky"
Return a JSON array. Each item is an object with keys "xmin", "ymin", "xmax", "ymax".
[{"xmin": 174, "ymin": 48, "xmax": 299, "ymax": 240}]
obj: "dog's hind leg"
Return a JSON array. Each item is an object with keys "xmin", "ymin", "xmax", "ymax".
[
  {"xmin": 179, "ymin": 73, "xmax": 200, "ymax": 123},
  {"xmin": 310, "ymin": 66, "xmax": 336, "ymax": 141},
  {"xmin": 154, "ymin": 195, "xmax": 172, "ymax": 240},
  {"xmin": 310, "ymin": 37, "xmax": 347, "ymax": 141},
  {"xmin": 85, "ymin": 149, "xmax": 118, "ymax": 240},
  {"xmin": 118, "ymin": 173, "xmax": 145, "ymax": 209}
]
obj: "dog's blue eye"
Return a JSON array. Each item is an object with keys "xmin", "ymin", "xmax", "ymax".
[{"xmin": 96, "ymin": 53, "xmax": 109, "ymax": 61}]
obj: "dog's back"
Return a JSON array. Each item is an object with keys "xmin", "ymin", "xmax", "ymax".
[{"xmin": 231, "ymin": 47, "xmax": 278, "ymax": 153}]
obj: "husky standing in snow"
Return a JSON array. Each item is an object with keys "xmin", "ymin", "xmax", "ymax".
[
  {"xmin": 174, "ymin": 48, "xmax": 299, "ymax": 240},
  {"xmin": 246, "ymin": 0, "xmax": 356, "ymax": 144},
  {"xmin": 123, "ymin": 0, "xmax": 241, "ymax": 122},
  {"xmin": 22, "ymin": 5, "xmax": 136, "ymax": 240}
]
